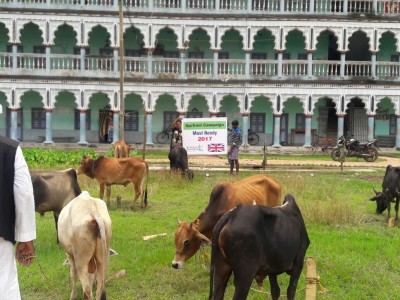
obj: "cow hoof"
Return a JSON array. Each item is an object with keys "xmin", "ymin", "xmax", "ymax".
[{"xmin": 130, "ymin": 206, "xmax": 135, "ymax": 211}]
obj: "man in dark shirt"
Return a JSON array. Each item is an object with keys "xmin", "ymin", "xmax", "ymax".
[{"xmin": 227, "ymin": 120, "xmax": 240, "ymax": 175}]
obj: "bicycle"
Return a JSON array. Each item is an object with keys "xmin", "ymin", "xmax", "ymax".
[
  {"xmin": 156, "ymin": 126, "xmax": 171, "ymax": 144},
  {"xmin": 228, "ymin": 129, "xmax": 260, "ymax": 146},
  {"xmin": 310, "ymin": 134, "xmax": 336, "ymax": 154},
  {"xmin": 247, "ymin": 129, "xmax": 260, "ymax": 146}
]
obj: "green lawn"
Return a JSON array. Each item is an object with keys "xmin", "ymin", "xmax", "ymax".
[{"xmin": 17, "ymin": 162, "xmax": 399, "ymax": 299}]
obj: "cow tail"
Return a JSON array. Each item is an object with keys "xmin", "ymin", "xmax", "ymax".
[
  {"xmin": 94, "ymin": 215, "xmax": 108, "ymax": 289},
  {"xmin": 209, "ymin": 209, "xmax": 235, "ymax": 300},
  {"xmin": 144, "ymin": 162, "xmax": 149, "ymax": 207}
]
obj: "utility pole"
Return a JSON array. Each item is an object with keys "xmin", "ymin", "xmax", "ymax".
[{"xmin": 118, "ymin": 0, "xmax": 124, "ymax": 141}]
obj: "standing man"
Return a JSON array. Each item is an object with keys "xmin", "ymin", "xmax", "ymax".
[
  {"xmin": 0, "ymin": 132, "xmax": 36, "ymax": 299},
  {"xmin": 227, "ymin": 120, "xmax": 241, "ymax": 175}
]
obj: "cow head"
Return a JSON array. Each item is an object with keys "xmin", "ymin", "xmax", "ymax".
[
  {"xmin": 76, "ymin": 155, "xmax": 95, "ymax": 179},
  {"xmin": 172, "ymin": 219, "xmax": 211, "ymax": 269},
  {"xmin": 370, "ymin": 187, "xmax": 387, "ymax": 214},
  {"xmin": 183, "ymin": 169, "xmax": 194, "ymax": 181}
]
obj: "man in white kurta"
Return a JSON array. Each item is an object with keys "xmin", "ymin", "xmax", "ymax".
[{"xmin": 0, "ymin": 146, "xmax": 36, "ymax": 300}]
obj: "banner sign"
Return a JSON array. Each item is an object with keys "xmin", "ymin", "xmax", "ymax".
[{"xmin": 182, "ymin": 117, "xmax": 227, "ymax": 155}]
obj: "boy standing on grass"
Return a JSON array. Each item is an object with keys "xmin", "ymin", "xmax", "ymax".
[{"xmin": 227, "ymin": 120, "xmax": 240, "ymax": 175}]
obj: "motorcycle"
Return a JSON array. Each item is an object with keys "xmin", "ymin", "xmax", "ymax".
[{"xmin": 330, "ymin": 135, "xmax": 380, "ymax": 162}]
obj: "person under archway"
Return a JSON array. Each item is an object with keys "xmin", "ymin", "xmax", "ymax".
[{"xmin": 170, "ymin": 118, "xmax": 183, "ymax": 148}]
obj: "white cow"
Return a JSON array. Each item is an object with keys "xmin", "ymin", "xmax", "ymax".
[{"xmin": 58, "ymin": 191, "xmax": 112, "ymax": 300}]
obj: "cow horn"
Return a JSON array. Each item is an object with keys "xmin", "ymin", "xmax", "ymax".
[
  {"xmin": 373, "ymin": 187, "xmax": 379, "ymax": 195},
  {"xmin": 252, "ymin": 199, "xmax": 257, "ymax": 205},
  {"xmin": 177, "ymin": 219, "xmax": 181, "ymax": 225}
]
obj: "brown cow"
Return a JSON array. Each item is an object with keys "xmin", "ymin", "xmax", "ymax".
[
  {"xmin": 172, "ymin": 174, "xmax": 281, "ymax": 271},
  {"xmin": 113, "ymin": 140, "xmax": 131, "ymax": 158},
  {"xmin": 77, "ymin": 155, "xmax": 149, "ymax": 210}
]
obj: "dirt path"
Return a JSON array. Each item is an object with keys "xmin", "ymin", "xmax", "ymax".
[{"xmin": 146, "ymin": 155, "xmax": 400, "ymax": 169}]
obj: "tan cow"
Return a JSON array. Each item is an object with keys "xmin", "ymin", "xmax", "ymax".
[
  {"xmin": 113, "ymin": 140, "xmax": 131, "ymax": 158},
  {"xmin": 172, "ymin": 174, "xmax": 281, "ymax": 270},
  {"xmin": 58, "ymin": 191, "xmax": 112, "ymax": 300},
  {"xmin": 77, "ymin": 155, "xmax": 149, "ymax": 209}
]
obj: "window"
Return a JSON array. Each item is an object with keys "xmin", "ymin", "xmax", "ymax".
[
  {"xmin": 250, "ymin": 113, "xmax": 266, "ymax": 133},
  {"xmin": 391, "ymin": 55, "xmax": 399, "ymax": 62},
  {"xmin": 217, "ymin": 112, "xmax": 226, "ymax": 117},
  {"xmin": 275, "ymin": 52, "xmax": 291, "ymax": 59},
  {"xmin": 99, "ymin": 48, "xmax": 113, "ymax": 56},
  {"xmin": 163, "ymin": 111, "xmax": 179, "ymax": 129},
  {"xmin": 251, "ymin": 53, "xmax": 267, "ymax": 59},
  {"xmin": 297, "ymin": 53, "xmax": 307, "ymax": 60},
  {"xmin": 125, "ymin": 110, "xmax": 139, "ymax": 131},
  {"xmin": 7, "ymin": 45, "xmax": 23, "ymax": 53},
  {"xmin": 164, "ymin": 51, "xmax": 179, "ymax": 58},
  {"xmin": 125, "ymin": 49, "xmax": 142, "ymax": 57},
  {"xmin": 33, "ymin": 46, "xmax": 45, "ymax": 54},
  {"xmin": 32, "ymin": 108, "xmax": 46, "ymax": 129},
  {"xmin": 187, "ymin": 111, "xmax": 203, "ymax": 118},
  {"xmin": 188, "ymin": 51, "xmax": 204, "ymax": 59},
  {"xmin": 218, "ymin": 52, "xmax": 229, "ymax": 59},
  {"xmin": 295, "ymin": 113, "xmax": 306, "ymax": 129},
  {"xmin": 74, "ymin": 109, "xmax": 91, "ymax": 130},
  {"xmin": 389, "ymin": 114, "xmax": 397, "ymax": 135}
]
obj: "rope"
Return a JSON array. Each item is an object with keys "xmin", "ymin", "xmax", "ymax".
[
  {"xmin": 306, "ymin": 274, "xmax": 329, "ymax": 293},
  {"xmin": 23, "ymin": 255, "xmax": 64, "ymax": 295}
]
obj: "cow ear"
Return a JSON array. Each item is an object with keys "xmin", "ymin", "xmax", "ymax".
[{"xmin": 196, "ymin": 231, "xmax": 211, "ymax": 246}]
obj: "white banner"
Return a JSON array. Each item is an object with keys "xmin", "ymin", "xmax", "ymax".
[{"xmin": 182, "ymin": 117, "xmax": 228, "ymax": 155}]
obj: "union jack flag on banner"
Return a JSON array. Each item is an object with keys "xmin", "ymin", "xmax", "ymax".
[{"xmin": 208, "ymin": 143, "xmax": 225, "ymax": 153}]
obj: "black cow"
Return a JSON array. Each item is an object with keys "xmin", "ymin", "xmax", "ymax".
[
  {"xmin": 370, "ymin": 165, "xmax": 400, "ymax": 221},
  {"xmin": 209, "ymin": 194, "xmax": 310, "ymax": 300},
  {"xmin": 31, "ymin": 168, "xmax": 82, "ymax": 242},
  {"xmin": 168, "ymin": 144, "xmax": 194, "ymax": 180}
]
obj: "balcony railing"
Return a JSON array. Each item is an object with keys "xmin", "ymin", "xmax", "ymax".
[
  {"xmin": 250, "ymin": 60, "xmax": 278, "ymax": 76},
  {"xmin": 218, "ymin": 59, "xmax": 246, "ymax": 77},
  {"xmin": 312, "ymin": 60, "xmax": 341, "ymax": 76},
  {"xmin": 2, "ymin": 51, "xmax": 400, "ymax": 81},
  {"xmin": 186, "ymin": 59, "xmax": 213, "ymax": 78},
  {"xmin": 344, "ymin": 61, "xmax": 371, "ymax": 76},
  {"xmin": 282, "ymin": 60, "xmax": 308, "ymax": 76},
  {"xmin": 2, "ymin": 0, "xmax": 400, "ymax": 15}
]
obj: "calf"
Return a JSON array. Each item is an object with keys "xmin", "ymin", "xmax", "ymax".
[
  {"xmin": 209, "ymin": 194, "xmax": 310, "ymax": 300},
  {"xmin": 113, "ymin": 140, "xmax": 131, "ymax": 158},
  {"xmin": 30, "ymin": 168, "xmax": 81, "ymax": 242},
  {"xmin": 370, "ymin": 164, "xmax": 400, "ymax": 221},
  {"xmin": 77, "ymin": 155, "xmax": 149, "ymax": 209},
  {"xmin": 168, "ymin": 144, "xmax": 194, "ymax": 180},
  {"xmin": 58, "ymin": 191, "xmax": 112, "ymax": 300}
]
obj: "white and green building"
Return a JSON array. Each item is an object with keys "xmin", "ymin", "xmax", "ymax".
[{"xmin": 0, "ymin": 1, "xmax": 400, "ymax": 147}]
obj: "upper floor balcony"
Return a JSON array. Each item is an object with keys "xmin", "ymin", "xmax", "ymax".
[
  {"xmin": 1, "ymin": 50, "xmax": 399, "ymax": 82},
  {"xmin": 2, "ymin": 0, "xmax": 400, "ymax": 16}
]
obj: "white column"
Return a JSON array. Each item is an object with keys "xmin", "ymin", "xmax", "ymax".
[
  {"xmin": 273, "ymin": 114, "xmax": 282, "ymax": 147},
  {"xmin": 146, "ymin": 112, "xmax": 154, "ymax": 145},
  {"xmin": 44, "ymin": 109, "xmax": 53, "ymax": 144},
  {"xmin": 78, "ymin": 109, "xmax": 88, "ymax": 145}
]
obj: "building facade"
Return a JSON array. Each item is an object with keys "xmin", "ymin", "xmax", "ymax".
[{"xmin": 0, "ymin": 1, "xmax": 399, "ymax": 147}]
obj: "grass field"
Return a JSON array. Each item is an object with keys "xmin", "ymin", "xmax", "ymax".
[{"xmin": 17, "ymin": 165, "xmax": 400, "ymax": 300}]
